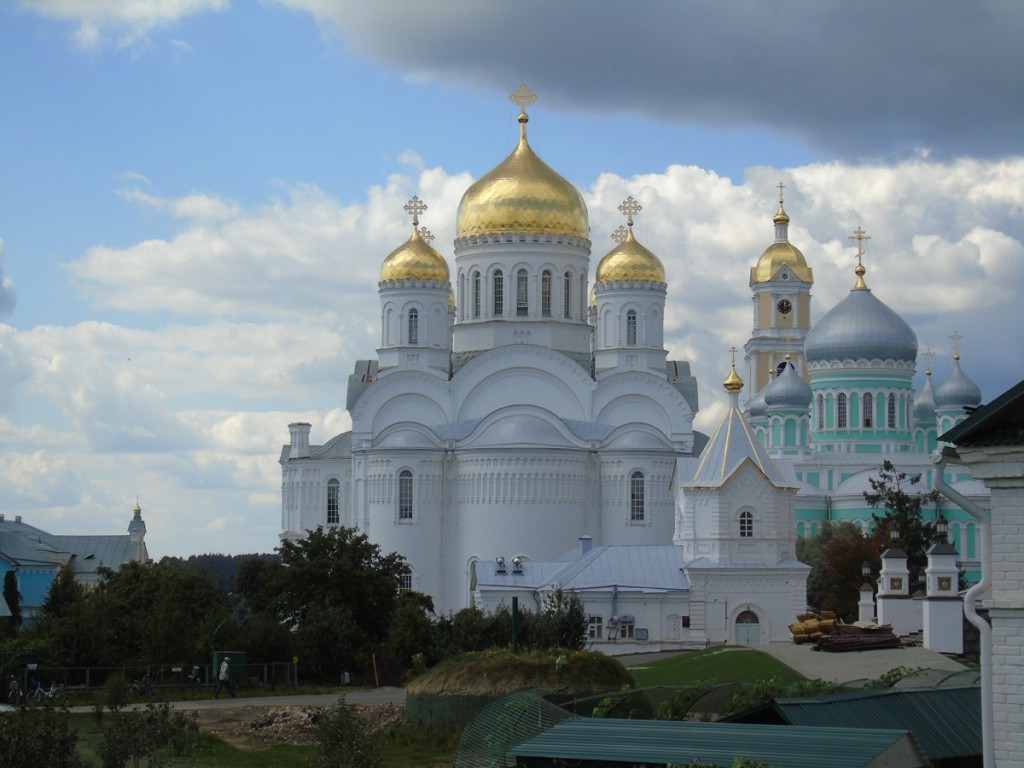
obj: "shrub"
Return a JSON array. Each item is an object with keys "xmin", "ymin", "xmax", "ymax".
[{"xmin": 313, "ymin": 695, "xmax": 384, "ymax": 768}]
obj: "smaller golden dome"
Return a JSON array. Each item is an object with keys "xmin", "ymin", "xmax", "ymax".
[
  {"xmin": 723, "ymin": 366, "xmax": 744, "ymax": 393},
  {"xmin": 380, "ymin": 227, "xmax": 449, "ymax": 283},
  {"xmin": 751, "ymin": 202, "xmax": 813, "ymax": 284},
  {"xmin": 595, "ymin": 228, "xmax": 665, "ymax": 283}
]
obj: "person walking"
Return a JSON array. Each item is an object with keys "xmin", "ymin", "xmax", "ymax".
[{"xmin": 213, "ymin": 656, "xmax": 236, "ymax": 699}]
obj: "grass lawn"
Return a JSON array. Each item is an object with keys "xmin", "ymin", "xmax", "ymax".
[{"xmin": 626, "ymin": 646, "xmax": 805, "ymax": 689}]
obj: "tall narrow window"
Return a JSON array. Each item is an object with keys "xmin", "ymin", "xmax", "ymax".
[
  {"xmin": 862, "ymin": 392, "xmax": 873, "ymax": 427},
  {"xmin": 739, "ymin": 510, "xmax": 754, "ymax": 538},
  {"xmin": 326, "ymin": 479, "xmax": 340, "ymax": 525},
  {"xmin": 887, "ymin": 393, "xmax": 897, "ymax": 428},
  {"xmin": 399, "ymin": 572, "xmax": 413, "ymax": 592},
  {"xmin": 407, "ymin": 308, "xmax": 419, "ymax": 345},
  {"xmin": 630, "ymin": 471, "xmax": 645, "ymax": 522},
  {"xmin": 472, "ymin": 272, "xmax": 481, "ymax": 318},
  {"xmin": 398, "ymin": 470, "xmax": 413, "ymax": 520},
  {"xmin": 837, "ymin": 393, "xmax": 848, "ymax": 428},
  {"xmin": 563, "ymin": 272, "xmax": 572, "ymax": 318},
  {"xmin": 588, "ymin": 615, "xmax": 603, "ymax": 640},
  {"xmin": 493, "ymin": 270, "xmax": 503, "ymax": 316},
  {"xmin": 816, "ymin": 394, "xmax": 825, "ymax": 429},
  {"xmin": 626, "ymin": 310, "xmax": 638, "ymax": 346},
  {"xmin": 517, "ymin": 269, "xmax": 528, "ymax": 316},
  {"xmin": 541, "ymin": 270, "xmax": 552, "ymax": 316}
]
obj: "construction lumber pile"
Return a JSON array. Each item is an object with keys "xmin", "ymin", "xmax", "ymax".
[
  {"xmin": 813, "ymin": 621, "xmax": 901, "ymax": 652},
  {"xmin": 788, "ymin": 611, "xmax": 838, "ymax": 644}
]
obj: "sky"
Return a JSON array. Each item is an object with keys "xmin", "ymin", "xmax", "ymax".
[{"xmin": 0, "ymin": 0, "xmax": 1021, "ymax": 559}]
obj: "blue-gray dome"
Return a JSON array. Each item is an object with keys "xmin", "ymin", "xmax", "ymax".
[
  {"xmin": 913, "ymin": 374, "xmax": 937, "ymax": 422},
  {"xmin": 935, "ymin": 358, "xmax": 982, "ymax": 408},
  {"xmin": 805, "ymin": 288, "xmax": 917, "ymax": 364},
  {"xmin": 764, "ymin": 361, "xmax": 813, "ymax": 409},
  {"xmin": 747, "ymin": 385, "xmax": 768, "ymax": 419}
]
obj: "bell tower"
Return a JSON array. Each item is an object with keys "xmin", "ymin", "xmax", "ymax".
[{"xmin": 744, "ymin": 183, "xmax": 813, "ymax": 393}]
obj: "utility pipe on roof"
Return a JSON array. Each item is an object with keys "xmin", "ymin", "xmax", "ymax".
[{"xmin": 932, "ymin": 449, "xmax": 993, "ymax": 768}]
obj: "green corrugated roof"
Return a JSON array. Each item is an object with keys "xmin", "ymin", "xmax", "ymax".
[
  {"xmin": 749, "ymin": 686, "xmax": 980, "ymax": 761},
  {"xmin": 508, "ymin": 718, "xmax": 928, "ymax": 767},
  {"xmin": 941, "ymin": 378, "xmax": 1024, "ymax": 446}
]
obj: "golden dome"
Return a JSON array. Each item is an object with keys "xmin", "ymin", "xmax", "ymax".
[
  {"xmin": 751, "ymin": 203, "xmax": 813, "ymax": 284},
  {"xmin": 380, "ymin": 227, "xmax": 449, "ymax": 283},
  {"xmin": 723, "ymin": 366, "xmax": 744, "ymax": 393},
  {"xmin": 456, "ymin": 112, "xmax": 588, "ymax": 240},
  {"xmin": 595, "ymin": 228, "xmax": 666, "ymax": 283}
]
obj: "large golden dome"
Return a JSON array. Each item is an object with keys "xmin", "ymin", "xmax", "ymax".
[
  {"xmin": 595, "ymin": 227, "xmax": 665, "ymax": 283},
  {"xmin": 380, "ymin": 226, "xmax": 449, "ymax": 283},
  {"xmin": 750, "ymin": 205, "xmax": 813, "ymax": 283},
  {"xmin": 456, "ymin": 112, "xmax": 589, "ymax": 240}
]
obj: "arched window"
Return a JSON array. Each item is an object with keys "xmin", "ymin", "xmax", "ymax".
[
  {"xmin": 837, "ymin": 393, "xmax": 848, "ymax": 428},
  {"xmin": 816, "ymin": 394, "xmax": 825, "ymax": 429},
  {"xmin": 399, "ymin": 572, "xmax": 413, "ymax": 592},
  {"xmin": 887, "ymin": 393, "xmax": 897, "ymax": 428},
  {"xmin": 630, "ymin": 471, "xmax": 645, "ymax": 522},
  {"xmin": 626, "ymin": 310, "xmax": 638, "ymax": 346},
  {"xmin": 541, "ymin": 270, "xmax": 552, "ymax": 317},
  {"xmin": 407, "ymin": 308, "xmax": 418, "ymax": 345},
  {"xmin": 326, "ymin": 479, "xmax": 340, "ymax": 525},
  {"xmin": 472, "ymin": 272, "xmax": 481, "ymax": 318},
  {"xmin": 517, "ymin": 269, "xmax": 529, "ymax": 316},
  {"xmin": 563, "ymin": 271, "xmax": 572, "ymax": 318},
  {"xmin": 862, "ymin": 392, "xmax": 873, "ymax": 427},
  {"xmin": 398, "ymin": 470, "xmax": 413, "ymax": 520},
  {"xmin": 493, "ymin": 270, "xmax": 503, "ymax": 316},
  {"xmin": 740, "ymin": 510, "xmax": 754, "ymax": 538}
]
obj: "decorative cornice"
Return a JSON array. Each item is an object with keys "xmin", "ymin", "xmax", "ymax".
[
  {"xmin": 378, "ymin": 278, "xmax": 451, "ymax": 291},
  {"xmin": 455, "ymin": 232, "xmax": 592, "ymax": 249}
]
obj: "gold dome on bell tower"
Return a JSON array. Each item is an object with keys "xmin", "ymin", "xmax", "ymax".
[
  {"xmin": 380, "ymin": 197, "xmax": 450, "ymax": 283},
  {"xmin": 456, "ymin": 84, "xmax": 589, "ymax": 241}
]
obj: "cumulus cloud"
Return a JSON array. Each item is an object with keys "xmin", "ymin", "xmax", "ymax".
[
  {"xmin": 20, "ymin": 0, "xmax": 228, "ymax": 49},
  {"xmin": 273, "ymin": 0, "xmax": 1022, "ymax": 161}
]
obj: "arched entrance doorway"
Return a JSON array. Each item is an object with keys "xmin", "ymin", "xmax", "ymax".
[{"xmin": 735, "ymin": 610, "xmax": 761, "ymax": 645}]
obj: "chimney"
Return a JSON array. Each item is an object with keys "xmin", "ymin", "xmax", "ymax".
[
  {"xmin": 14, "ymin": 515, "xmax": 21, "ymax": 523},
  {"xmin": 288, "ymin": 422, "xmax": 312, "ymax": 459},
  {"xmin": 579, "ymin": 535, "xmax": 593, "ymax": 556}
]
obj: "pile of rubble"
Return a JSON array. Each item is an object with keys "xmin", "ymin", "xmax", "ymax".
[{"xmin": 206, "ymin": 702, "xmax": 406, "ymax": 747}]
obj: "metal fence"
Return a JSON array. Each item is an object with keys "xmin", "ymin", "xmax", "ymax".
[{"xmin": 4, "ymin": 661, "xmax": 298, "ymax": 700}]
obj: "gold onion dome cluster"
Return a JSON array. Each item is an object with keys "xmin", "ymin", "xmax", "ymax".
[
  {"xmin": 456, "ymin": 112, "xmax": 589, "ymax": 240},
  {"xmin": 751, "ymin": 205, "xmax": 813, "ymax": 284},
  {"xmin": 595, "ymin": 227, "xmax": 666, "ymax": 284},
  {"xmin": 380, "ymin": 226, "xmax": 449, "ymax": 283}
]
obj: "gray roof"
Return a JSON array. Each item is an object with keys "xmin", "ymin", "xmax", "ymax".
[
  {"xmin": 508, "ymin": 717, "xmax": 930, "ymax": 768},
  {"xmin": 805, "ymin": 288, "xmax": 917, "ymax": 364},
  {"xmin": 935, "ymin": 358, "xmax": 982, "ymax": 408},
  {"xmin": 913, "ymin": 374, "xmax": 937, "ymax": 420},
  {"xmin": 687, "ymin": 404, "xmax": 792, "ymax": 488},
  {"xmin": 764, "ymin": 360, "xmax": 812, "ymax": 409}
]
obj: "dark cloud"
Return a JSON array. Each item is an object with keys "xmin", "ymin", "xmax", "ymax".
[{"xmin": 322, "ymin": 0, "xmax": 1021, "ymax": 161}]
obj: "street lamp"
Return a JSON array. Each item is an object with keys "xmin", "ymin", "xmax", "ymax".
[
  {"xmin": 936, "ymin": 514, "xmax": 949, "ymax": 542},
  {"xmin": 890, "ymin": 525, "xmax": 900, "ymax": 546}
]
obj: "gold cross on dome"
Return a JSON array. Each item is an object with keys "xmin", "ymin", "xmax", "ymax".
[
  {"xmin": 618, "ymin": 196, "xmax": 642, "ymax": 227},
  {"xmin": 949, "ymin": 330, "xmax": 963, "ymax": 360},
  {"xmin": 849, "ymin": 226, "xmax": 871, "ymax": 267},
  {"xmin": 510, "ymin": 83, "xmax": 537, "ymax": 114},
  {"xmin": 729, "ymin": 346, "xmax": 738, "ymax": 366},
  {"xmin": 403, "ymin": 196, "xmax": 427, "ymax": 226},
  {"xmin": 777, "ymin": 181, "xmax": 786, "ymax": 206},
  {"xmin": 418, "ymin": 226, "xmax": 435, "ymax": 244},
  {"xmin": 922, "ymin": 347, "xmax": 935, "ymax": 374},
  {"xmin": 611, "ymin": 225, "xmax": 628, "ymax": 244}
]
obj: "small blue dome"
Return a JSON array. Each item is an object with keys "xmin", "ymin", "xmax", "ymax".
[
  {"xmin": 747, "ymin": 385, "xmax": 768, "ymax": 419},
  {"xmin": 914, "ymin": 374, "xmax": 937, "ymax": 422},
  {"xmin": 764, "ymin": 361, "xmax": 813, "ymax": 409},
  {"xmin": 935, "ymin": 358, "xmax": 982, "ymax": 408},
  {"xmin": 805, "ymin": 289, "xmax": 917, "ymax": 364}
]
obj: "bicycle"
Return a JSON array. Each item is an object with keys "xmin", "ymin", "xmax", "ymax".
[
  {"xmin": 27, "ymin": 681, "xmax": 66, "ymax": 704},
  {"xmin": 130, "ymin": 673, "xmax": 153, "ymax": 698},
  {"xmin": 186, "ymin": 665, "xmax": 203, "ymax": 691}
]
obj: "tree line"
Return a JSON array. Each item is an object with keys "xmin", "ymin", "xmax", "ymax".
[{"xmin": 1, "ymin": 526, "xmax": 586, "ymax": 682}]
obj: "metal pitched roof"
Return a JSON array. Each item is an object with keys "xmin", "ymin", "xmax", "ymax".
[
  {"xmin": 941, "ymin": 377, "xmax": 1024, "ymax": 447},
  {"xmin": 508, "ymin": 718, "xmax": 930, "ymax": 767},
  {"xmin": 687, "ymin": 405, "xmax": 794, "ymax": 488}
]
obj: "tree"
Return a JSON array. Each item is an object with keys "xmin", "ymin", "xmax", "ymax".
[
  {"xmin": 268, "ymin": 527, "xmax": 409, "ymax": 678},
  {"xmin": 798, "ymin": 522, "xmax": 880, "ymax": 620},
  {"xmin": 864, "ymin": 460, "xmax": 942, "ymax": 593},
  {"xmin": 2, "ymin": 570, "xmax": 21, "ymax": 635}
]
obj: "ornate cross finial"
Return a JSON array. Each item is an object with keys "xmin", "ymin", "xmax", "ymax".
[
  {"xmin": 949, "ymin": 330, "xmax": 963, "ymax": 361},
  {"xmin": 849, "ymin": 226, "xmax": 871, "ymax": 267},
  {"xmin": 418, "ymin": 226, "xmax": 435, "ymax": 244},
  {"xmin": 785, "ymin": 333, "xmax": 793, "ymax": 358},
  {"xmin": 729, "ymin": 346, "xmax": 738, "ymax": 367},
  {"xmin": 618, "ymin": 196, "xmax": 642, "ymax": 227},
  {"xmin": 403, "ymin": 196, "xmax": 427, "ymax": 227},
  {"xmin": 510, "ymin": 83, "xmax": 537, "ymax": 114},
  {"xmin": 777, "ymin": 181, "xmax": 786, "ymax": 206},
  {"xmin": 922, "ymin": 348, "xmax": 935, "ymax": 374},
  {"xmin": 611, "ymin": 225, "xmax": 628, "ymax": 244}
]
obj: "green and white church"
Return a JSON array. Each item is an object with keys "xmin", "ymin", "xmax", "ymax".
[{"xmin": 279, "ymin": 87, "xmax": 987, "ymax": 651}]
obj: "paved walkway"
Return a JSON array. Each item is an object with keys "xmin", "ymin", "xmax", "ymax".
[{"xmin": 756, "ymin": 643, "xmax": 971, "ymax": 684}]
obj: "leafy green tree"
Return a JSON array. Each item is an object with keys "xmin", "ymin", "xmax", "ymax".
[
  {"xmin": 864, "ymin": 460, "xmax": 942, "ymax": 592},
  {"xmin": 313, "ymin": 695, "xmax": 384, "ymax": 768},
  {"xmin": 798, "ymin": 522, "xmax": 880, "ymax": 620},
  {"xmin": 384, "ymin": 591, "xmax": 437, "ymax": 669},
  {"xmin": 268, "ymin": 527, "xmax": 409, "ymax": 678},
  {"xmin": 30, "ymin": 567, "xmax": 91, "ymax": 666},
  {"xmin": 2, "ymin": 570, "xmax": 22, "ymax": 636},
  {"xmin": 0, "ymin": 704, "xmax": 82, "ymax": 768}
]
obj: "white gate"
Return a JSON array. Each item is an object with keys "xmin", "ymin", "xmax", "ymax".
[{"xmin": 735, "ymin": 610, "xmax": 762, "ymax": 645}]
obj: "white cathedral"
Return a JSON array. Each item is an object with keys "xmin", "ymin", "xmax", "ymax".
[{"xmin": 279, "ymin": 87, "xmax": 986, "ymax": 650}]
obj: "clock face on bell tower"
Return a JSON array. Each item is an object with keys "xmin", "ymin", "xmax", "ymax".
[{"xmin": 777, "ymin": 298, "xmax": 792, "ymax": 315}]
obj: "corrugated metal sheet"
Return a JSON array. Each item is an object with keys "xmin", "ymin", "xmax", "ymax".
[
  {"xmin": 508, "ymin": 718, "xmax": 928, "ymax": 767},
  {"xmin": 763, "ymin": 686, "xmax": 980, "ymax": 761}
]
